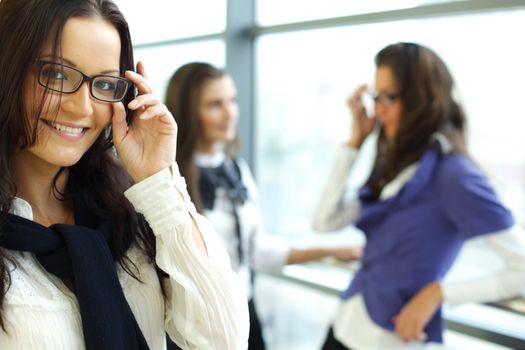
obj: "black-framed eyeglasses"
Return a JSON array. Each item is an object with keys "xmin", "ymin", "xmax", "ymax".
[
  {"xmin": 371, "ymin": 91, "xmax": 400, "ymax": 107},
  {"xmin": 35, "ymin": 60, "xmax": 131, "ymax": 103}
]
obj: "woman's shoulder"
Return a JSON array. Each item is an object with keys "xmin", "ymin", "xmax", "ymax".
[
  {"xmin": 436, "ymin": 152, "xmax": 482, "ymax": 182},
  {"xmin": 435, "ymin": 151, "xmax": 499, "ymax": 201},
  {"xmin": 229, "ymin": 156, "xmax": 250, "ymax": 172}
]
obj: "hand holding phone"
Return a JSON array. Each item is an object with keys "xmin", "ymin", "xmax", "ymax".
[
  {"xmin": 347, "ymin": 84, "xmax": 376, "ymax": 148},
  {"xmin": 360, "ymin": 91, "xmax": 375, "ymax": 118}
]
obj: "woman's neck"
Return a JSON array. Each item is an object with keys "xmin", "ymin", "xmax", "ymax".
[
  {"xmin": 196, "ymin": 140, "xmax": 222, "ymax": 155},
  {"xmin": 11, "ymin": 150, "xmax": 71, "ymax": 225}
]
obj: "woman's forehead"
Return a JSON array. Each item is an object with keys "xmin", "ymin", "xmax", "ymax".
[
  {"xmin": 42, "ymin": 17, "xmax": 121, "ymax": 74},
  {"xmin": 375, "ymin": 66, "xmax": 398, "ymax": 91}
]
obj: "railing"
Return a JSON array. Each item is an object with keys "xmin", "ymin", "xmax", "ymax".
[{"xmin": 264, "ymin": 260, "xmax": 525, "ymax": 349}]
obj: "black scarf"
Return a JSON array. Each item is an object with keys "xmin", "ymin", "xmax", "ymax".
[
  {"xmin": 198, "ymin": 157, "xmax": 247, "ymax": 211},
  {"xmin": 1, "ymin": 195, "xmax": 149, "ymax": 350}
]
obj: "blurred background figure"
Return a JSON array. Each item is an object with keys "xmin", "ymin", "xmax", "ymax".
[
  {"xmin": 165, "ymin": 62, "xmax": 363, "ymax": 349},
  {"xmin": 313, "ymin": 42, "xmax": 525, "ymax": 350}
]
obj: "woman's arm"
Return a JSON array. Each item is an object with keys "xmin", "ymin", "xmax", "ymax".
[
  {"xmin": 311, "ymin": 85, "xmax": 376, "ymax": 232},
  {"xmin": 238, "ymin": 159, "xmax": 363, "ymax": 272},
  {"xmin": 392, "ymin": 225, "xmax": 525, "ymax": 342},
  {"xmin": 286, "ymin": 246, "xmax": 363, "ymax": 264},
  {"xmin": 125, "ymin": 165, "xmax": 249, "ymax": 350},
  {"xmin": 442, "ymin": 224, "xmax": 525, "ymax": 305},
  {"xmin": 111, "ymin": 62, "xmax": 248, "ymax": 349},
  {"xmin": 311, "ymin": 145, "xmax": 362, "ymax": 232}
]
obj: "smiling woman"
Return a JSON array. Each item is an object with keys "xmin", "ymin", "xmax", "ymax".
[
  {"xmin": 0, "ymin": 1, "xmax": 248, "ymax": 349},
  {"xmin": 21, "ymin": 17, "xmax": 121, "ymax": 170}
]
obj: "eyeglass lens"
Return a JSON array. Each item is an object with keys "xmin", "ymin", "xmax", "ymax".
[{"xmin": 372, "ymin": 92, "xmax": 399, "ymax": 106}]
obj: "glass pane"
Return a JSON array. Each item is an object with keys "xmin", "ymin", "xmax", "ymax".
[
  {"xmin": 255, "ymin": 10, "xmax": 525, "ymax": 236},
  {"xmin": 134, "ymin": 40, "xmax": 225, "ymax": 101},
  {"xmin": 115, "ymin": 0, "xmax": 226, "ymax": 45},
  {"xmin": 257, "ymin": 0, "xmax": 468, "ymax": 26}
]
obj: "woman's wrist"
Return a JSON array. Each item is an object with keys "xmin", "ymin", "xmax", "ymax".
[
  {"xmin": 346, "ymin": 136, "xmax": 363, "ymax": 150},
  {"xmin": 428, "ymin": 282, "xmax": 444, "ymax": 303}
]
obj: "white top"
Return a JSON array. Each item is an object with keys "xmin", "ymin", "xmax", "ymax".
[
  {"xmin": 0, "ymin": 164, "xmax": 249, "ymax": 350},
  {"xmin": 195, "ymin": 152, "xmax": 290, "ymax": 299},
  {"xmin": 313, "ymin": 145, "xmax": 525, "ymax": 350}
]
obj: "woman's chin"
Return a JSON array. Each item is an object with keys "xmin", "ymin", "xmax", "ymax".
[
  {"xmin": 220, "ymin": 131, "xmax": 237, "ymax": 143},
  {"xmin": 48, "ymin": 154, "xmax": 84, "ymax": 168},
  {"xmin": 383, "ymin": 127, "xmax": 397, "ymax": 140}
]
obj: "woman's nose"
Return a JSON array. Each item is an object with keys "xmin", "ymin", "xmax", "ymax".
[
  {"xmin": 374, "ymin": 103, "xmax": 383, "ymax": 119},
  {"xmin": 224, "ymin": 102, "xmax": 239, "ymax": 121},
  {"xmin": 61, "ymin": 82, "xmax": 94, "ymax": 117}
]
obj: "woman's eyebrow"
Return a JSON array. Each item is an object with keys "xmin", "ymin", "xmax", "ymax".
[
  {"xmin": 39, "ymin": 54, "xmax": 75, "ymax": 66},
  {"xmin": 99, "ymin": 69, "xmax": 121, "ymax": 75},
  {"xmin": 39, "ymin": 54, "xmax": 121, "ymax": 75}
]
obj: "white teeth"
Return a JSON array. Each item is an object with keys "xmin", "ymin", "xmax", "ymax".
[{"xmin": 52, "ymin": 123, "xmax": 83, "ymax": 134}]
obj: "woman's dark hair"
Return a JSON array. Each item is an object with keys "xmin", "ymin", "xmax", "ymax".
[
  {"xmin": 0, "ymin": 0, "xmax": 155, "ymax": 328},
  {"xmin": 365, "ymin": 42, "xmax": 467, "ymax": 198},
  {"xmin": 165, "ymin": 62, "xmax": 239, "ymax": 212}
]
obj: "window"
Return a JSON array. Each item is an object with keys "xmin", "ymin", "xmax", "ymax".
[
  {"xmin": 114, "ymin": 0, "xmax": 226, "ymax": 98},
  {"xmin": 257, "ymin": 0, "xmax": 469, "ymax": 26},
  {"xmin": 255, "ymin": 9, "xmax": 525, "ymax": 236},
  {"xmin": 116, "ymin": 0, "xmax": 226, "ymax": 44},
  {"xmin": 134, "ymin": 41, "xmax": 225, "ymax": 99}
]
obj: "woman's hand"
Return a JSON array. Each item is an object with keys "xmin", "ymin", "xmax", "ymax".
[
  {"xmin": 391, "ymin": 282, "xmax": 443, "ymax": 343},
  {"xmin": 331, "ymin": 245, "xmax": 364, "ymax": 261},
  {"xmin": 346, "ymin": 84, "xmax": 376, "ymax": 149},
  {"xmin": 111, "ymin": 61, "xmax": 178, "ymax": 183}
]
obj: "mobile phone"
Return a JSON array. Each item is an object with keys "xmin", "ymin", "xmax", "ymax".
[
  {"xmin": 125, "ymin": 85, "xmax": 138, "ymax": 125},
  {"xmin": 361, "ymin": 91, "xmax": 375, "ymax": 118}
]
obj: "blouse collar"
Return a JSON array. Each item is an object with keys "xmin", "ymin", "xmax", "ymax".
[
  {"xmin": 11, "ymin": 197, "xmax": 34, "ymax": 220},
  {"xmin": 195, "ymin": 151, "xmax": 226, "ymax": 168}
]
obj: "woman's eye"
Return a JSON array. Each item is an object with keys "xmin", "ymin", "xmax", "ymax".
[
  {"xmin": 94, "ymin": 79, "xmax": 116, "ymax": 91},
  {"xmin": 208, "ymin": 100, "xmax": 222, "ymax": 109},
  {"xmin": 41, "ymin": 67, "xmax": 66, "ymax": 80}
]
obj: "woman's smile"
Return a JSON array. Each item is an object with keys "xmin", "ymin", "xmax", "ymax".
[{"xmin": 41, "ymin": 119, "xmax": 89, "ymax": 141}]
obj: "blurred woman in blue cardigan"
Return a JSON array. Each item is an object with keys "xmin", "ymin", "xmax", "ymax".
[{"xmin": 313, "ymin": 42, "xmax": 525, "ymax": 350}]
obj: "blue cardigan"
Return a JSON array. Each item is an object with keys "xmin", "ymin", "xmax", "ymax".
[{"xmin": 341, "ymin": 146, "xmax": 514, "ymax": 342}]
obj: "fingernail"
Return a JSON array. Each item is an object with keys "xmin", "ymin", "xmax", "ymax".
[{"xmin": 129, "ymin": 100, "xmax": 137, "ymax": 108}]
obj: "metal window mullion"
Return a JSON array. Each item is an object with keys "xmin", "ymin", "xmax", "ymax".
[{"xmin": 226, "ymin": 0, "xmax": 256, "ymax": 171}]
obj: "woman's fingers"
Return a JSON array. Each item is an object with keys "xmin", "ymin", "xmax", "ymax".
[
  {"xmin": 125, "ymin": 69, "xmax": 152, "ymax": 96},
  {"xmin": 348, "ymin": 84, "xmax": 371, "ymax": 119},
  {"xmin": 128, "ymin": 93, "xmax": 161, "ymax": 111},
  {"xmin": 127, "ymin": 94, "xmax": 174, "ymax": 124},
  {"xmin": 122, "ymin": 63, "xmax": 176, "ymax": 127},
  {"xmin": 136, "ymin": 61, "xmax": 148, "ymax": 80},
  {"xmin": 393, "ymin": 308, "xmax": 430, "ymax": 342},
  {"xmin": 137, "ymin": 103, "xmax": 170, "ymax": 121},
  {"xmin": 347, "ymin": 84, "xmax": 369, "ymax": 106}
]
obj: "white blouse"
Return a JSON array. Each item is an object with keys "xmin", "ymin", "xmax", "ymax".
[
  {"xmin": 195, "ymin": 152, "xmax": 290, "ymax": 299},
  {"xmin": 0, "ymin": 164, "xmax": 249, "ymax": 350},
  {"xmin": 313, "ymin": 145, "xmax": 525, "ymax": 350}
]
